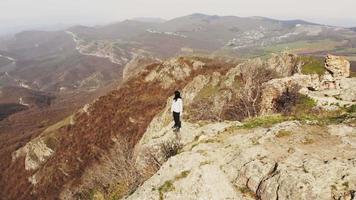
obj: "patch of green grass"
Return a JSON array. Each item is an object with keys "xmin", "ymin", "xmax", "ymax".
[
  {"xmin": 88, "ymin": 189, "xmax": 105, "ymax": 200},
  {"xmin": 276, "ymin": 130, "xmax": 293, "ymax": 138},
  {"xmin": 241, "ymin": 115, "xmax": 290, "ymax": 129},
  {"xmin": 331, "ymin": 185, "xmax": 337, "ymax": 191},
  {"xmin": 223, "ymin": 124, "xmax": 243, "ymax": 134},
  {"xmin": 158, "ymin": 180, "xmax": 175, "ymax": 200},
  {"xmin": 299, "ymin": 56, "xmax": 325, "ymax": 76},
  {"xmin": 293, "ymin": 111, "xmax": 343, "ymax": 125},
  {"xmin": 108, "ymin": 182, "xmax": 130, "ymax": 200},
  {"xmin": 200, "ymin": 160, "xmax": 213, "ymax": 166},
  {"xmin": 302, "ymin": 137, "xmax": 314, "ymax": 145},
  {"xmin": 157, "ymin": 170, "xmax": 190, "ymax": 200},
  {"xmin": 201, "ymin": 138, "xmax": 218, "ymax": 143},
  {"xmin": 238, "ymin": 186, "xmax": 256, "ymax": 198},
  {"xmin": 251, "ymin": 137, "xmax": 260, "ymax": 145},
  {"xmin": 190, "ymin": 143, "xmax": 199, "ymax": 149},
  {"xmin": 263, "ymin": 40, "xmax": 340, "ymax": 54},
  {"xmin": 346, "ymin": 105, "xmax": 356, "ymax": 113},
  {"xmin": 242, "ymin": 102, "xmax": 351, "ymax": 129},
  {"xmin": 342, "ymin": 182, "xmax": 349, "ymax": 189},
  {"xmin": 291, "ymin": 95, "xmax": 318, "ymax": 117},
  {"xmin": 175, "ymin": 170, "xmax": 191, "ymax": 180}
]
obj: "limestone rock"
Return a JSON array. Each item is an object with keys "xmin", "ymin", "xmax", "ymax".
[
  {"xmin": 321, "ymin": 54, "xmax": 351, "ymax": 89},
  {"xmin": 339, "ymin": 78, "xmax": 356, "ymax": 102},
  {"xmin": 12, "ymin": 138, "xmax": 54, "ymax": 171},
  {"xmin": 325, "ymin": 54, "xmax": 350, "ymax": 79},
  {"xmin": 128, "ymin": 121, "xmax": 356, "ymax": 200},
  {"xmin": 260, "ymin": 74, "xmax": 320, "ymax": 115},
  {"xmin": 144, "ymin": 57, "xmax": 205, "ymax": 89},
  {"xmin": 267, "ymin": 53, "xmax": 301, "ymax": 77},
  {"xmin": 303, "ymin": 77, "xmax": 356, "ymax": 110},
  {"xmin": 328, "ymin": 124, "xmax": 356, "ymax": 148}
]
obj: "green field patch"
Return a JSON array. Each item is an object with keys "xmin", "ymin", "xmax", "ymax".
[
  {"xmin": 263, "ymin": 40, "xmax": 341, "ymax": 54},
  {"xmin": 299, "ymin": 56, "xmax": 325, "ymax": 76}
]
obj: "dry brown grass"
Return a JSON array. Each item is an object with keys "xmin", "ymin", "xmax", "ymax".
[{"xmin": 0, "ymin": 57, "xmax": 239, "ymax": 200}]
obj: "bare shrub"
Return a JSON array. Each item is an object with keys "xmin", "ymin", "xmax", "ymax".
[
  {"xmin": 273, "ymin": 85, "xmax": 317, "ymax": 117},
  {"xmin": 160, "ymin": 140, "xmax": 183, "ymax": 161},
  {"xmin": 115, "ymin": 139, "xmax": 143, "ymax": 195},
  {"xmin": 188, "ymin": 100, "xmax": 221, "ymax": 122},
  {"xmin": 87, "ymin": 137, "xmax": 144, "ymax": 200},
  {"xmin": 273, "ymin": 85, "xmax": 301, "ymax": 115},
  {"xmin": 223, "ymin": 65, "xmax": 278, "ymax": 120},
  {"xmin": 143, "ymin": 140, "xmax": 182, "ymax": 175}
]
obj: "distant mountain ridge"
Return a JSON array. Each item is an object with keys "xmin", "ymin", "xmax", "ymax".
[
  {"xmin": 1, "ymin": 13, "xmax": 356, "ymax": 94},
  {"xmin": 132, "ymin": 17, "xmax": 166, "ymax": 23},
  {"xmin": 1, "ymin": 13, "xmax": 356, "ymax": 200},
  {"xmin": 68, "ymin": 13, "xmax": 356, "ymax": 58}
]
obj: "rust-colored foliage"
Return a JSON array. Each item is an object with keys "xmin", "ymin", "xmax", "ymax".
[{"xmin": 1, "ymin": 57, "xmax": 236, "ymax": 200}]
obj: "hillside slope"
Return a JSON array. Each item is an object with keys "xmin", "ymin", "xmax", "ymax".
[
  {"xmin": 127, "ymin": 54, "xmax": 356, "ymax": 200},
  {"xmin": 0, "ymin": 56, "xmax": 239, "ymax": 200},
  {"xmin": 2, "ymin": 53, "xmax": 356, "ymax": 200},
  {"xmin": 69, "ymin": 14, "xmax": 356, "ymax": 59}
]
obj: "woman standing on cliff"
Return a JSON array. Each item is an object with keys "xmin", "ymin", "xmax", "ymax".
[{"xmin": 171, "ymin": 91, "xmax": 183, "ymax": 132}]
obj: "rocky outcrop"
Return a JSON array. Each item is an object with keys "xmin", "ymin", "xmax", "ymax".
[
  {"xmin": 144, "ymin": 57, "xmax": 205, "ymax": 89},
  {"xmin": 260, "ymin": 54, "xmax": 355, "ymax": 114},
  {"xmin": 321, "ymin": 54, "xmax": 350, "ymax": 89},
  {"xmin": 12, "ymin": 138, "xmax": 54, "ymax": 171},
  {"xmin": 128, "ymin": 53, "xmax": 356, "ymax": 200},
  {"xmin": 6, "ymin": 53, "xmax": 355, "ymax": 200},
  {"xmin": 128, "ymin": 121, "xmax": 356, "ymax": 200},
  {"xmin": 260, "ymin": 74, "xmax": 320, "ymax": 115},
  {"xmin": 143, "ymin": 53, "xmax": 304, "ymax": 122},
  {"xmin": 123, "ymin": 54, "xmax": 161, "ymax": 81},
  {"xmin": 325, "ymin": 54, "xmax": 350, "ymax": 78},
  {"xmin": 11, "ymin": 115, "xmax": 75, "ymax": 172},
  {"xmin": 303, "ymin": 79, "xmax": 356, "ymax": 110},
  {"xmin": 266, "ymin": 53, "xmax": 301, "ymax": 77}
]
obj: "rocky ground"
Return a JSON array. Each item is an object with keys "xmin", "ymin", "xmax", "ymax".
[
  {"xmin": 128, "ymin": 121, "xmax": 356, "ymax": 200},
  {"xmin": 127, "ymin": 54, "xmax": 356, "ymax": 200}
]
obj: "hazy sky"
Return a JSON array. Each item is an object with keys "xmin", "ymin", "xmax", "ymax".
[{"xmin": 1, "ymin": 0, "xmax": 356, "ymax": 30}]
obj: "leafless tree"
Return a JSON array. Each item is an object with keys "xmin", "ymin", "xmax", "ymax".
[{"xmin": 224, "ymin": 64, "xmax": 277, "ymax": 120}]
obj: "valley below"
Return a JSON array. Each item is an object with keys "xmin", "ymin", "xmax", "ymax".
[{"xmin": 0, "ymin": 14, "xmax": 356, "ymax": 200}]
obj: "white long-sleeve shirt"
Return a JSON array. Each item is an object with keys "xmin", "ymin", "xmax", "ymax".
[{"xmin": 171, "ymin": 98, "xmax": 183, "ymax": 114}]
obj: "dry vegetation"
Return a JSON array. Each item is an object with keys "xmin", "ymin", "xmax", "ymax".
[
  {"xmin": 0, "ymin": 57, "xmax": 238, "ymax": 200},
  {"xmin": 223, "ymin": 65, "xmax": 278, "ymax": 121}
]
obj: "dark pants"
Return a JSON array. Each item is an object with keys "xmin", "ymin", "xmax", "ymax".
[{"xmin": 173, "ymin": 112, "xmax": 181, "ymax": 129}]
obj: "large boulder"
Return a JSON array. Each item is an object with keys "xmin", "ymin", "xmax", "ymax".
[
  {"xmin": 266, "ymin": 53, "xmax": 301, "ymax": 77},
  {"xmin": 321, "ymin": 54, "xmax": 350, "ymax": 89},
  {"xmin": 325, "ymin": 54, "xmax": 350, "ymax": 78}
]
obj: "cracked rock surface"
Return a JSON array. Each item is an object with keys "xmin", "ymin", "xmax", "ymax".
[{"xmin": 128, "ymin": 121, "xmax": 356, "ymax": 200}]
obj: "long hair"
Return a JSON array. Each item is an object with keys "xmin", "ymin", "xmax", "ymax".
[{"xmin": 173, "ymin": 90, "xmax": 181, "ymax": 101}]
